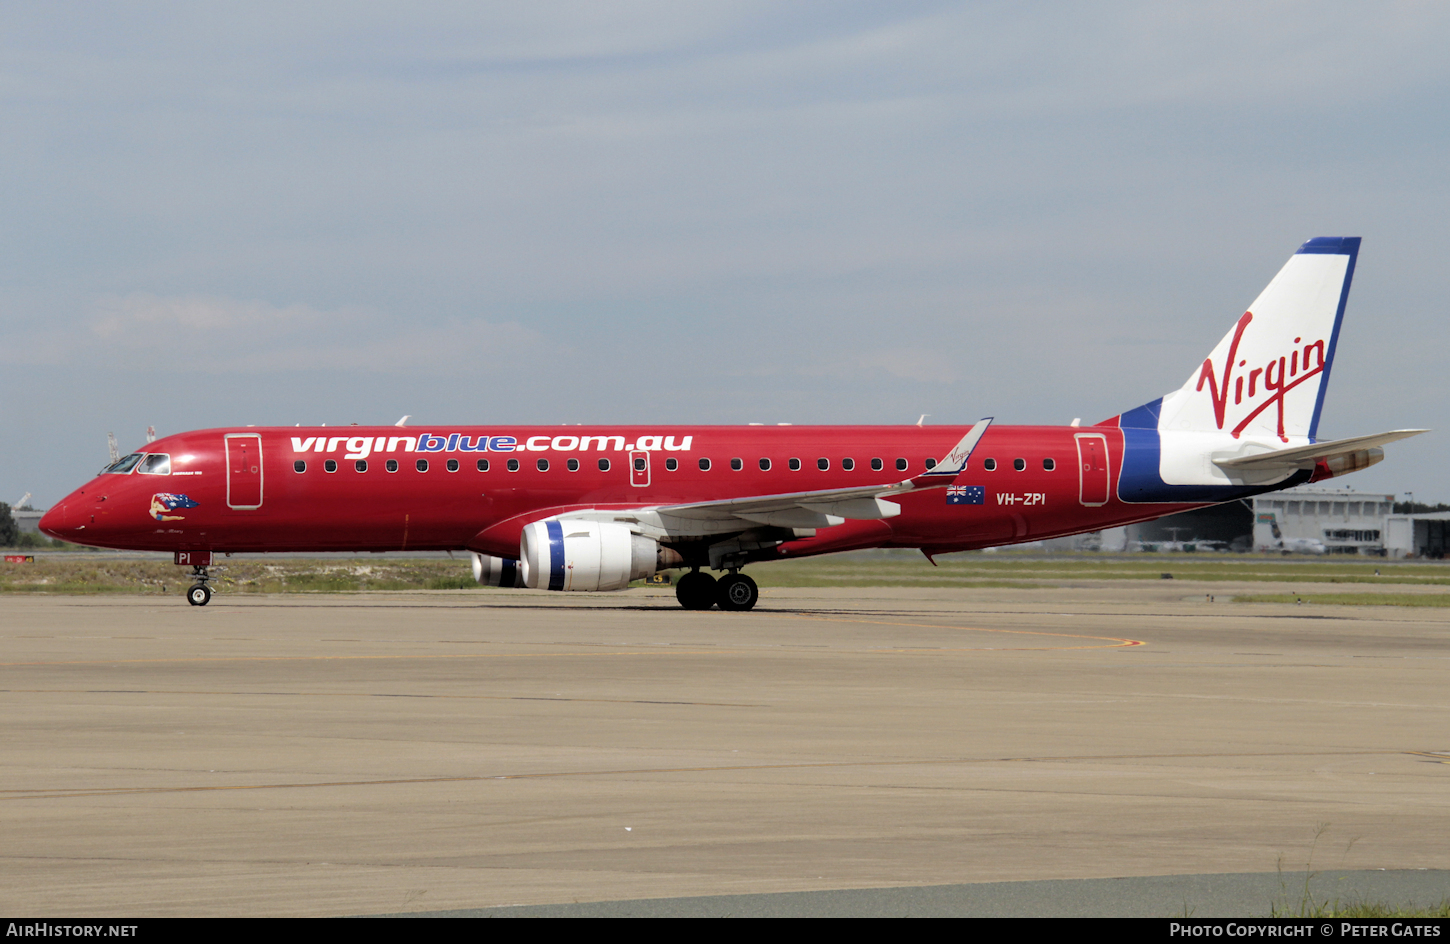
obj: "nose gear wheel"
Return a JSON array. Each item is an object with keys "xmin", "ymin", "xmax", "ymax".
[{"xmin": 184, "ymin": 564, "xmax": 215, "ymax": 606}]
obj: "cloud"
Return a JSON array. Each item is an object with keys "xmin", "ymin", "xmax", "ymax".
[
  {"xmin": 795, "ymin": 346, "xmax": 956, "ymax": 383},
  {"xmin": 90, "ymin": 293, "xmax": 329, "ymax": 338},
  {"xmin": 7, "ymin": 292, "xmax": 545, "ymax": 375}
]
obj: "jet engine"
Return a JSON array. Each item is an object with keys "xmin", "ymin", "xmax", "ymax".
[
  {"xmin": 471, "ymin": 553, "xmax": 524, "ymax": 588},
  {"xmin": 519, "ymin": 519, "xmax": 667, "ymax": 591}
]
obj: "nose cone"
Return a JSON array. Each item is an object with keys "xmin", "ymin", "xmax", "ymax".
[{"xmin": 38, "ymin": 503, "xmax": 66, "ymax": 538}]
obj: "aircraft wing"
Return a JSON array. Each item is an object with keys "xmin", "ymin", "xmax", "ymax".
[
  {"xmin": 1213, "ymin": 429, "xmax": 1427, "ymax": 472},
  {"xmin": 649, "ymin": 418, "xmax": 993, "ymax": 530}
]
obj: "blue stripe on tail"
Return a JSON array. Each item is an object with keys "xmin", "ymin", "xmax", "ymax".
[
  {"xmin": 1294, "ymin": 237, "xmax": 1359, "ymax": 442},
  {"xmin": 1115, "ymin": 400, "xmax": 1311, "ymax": 503}
]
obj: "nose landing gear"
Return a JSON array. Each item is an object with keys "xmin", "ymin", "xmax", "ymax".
[{"xmin": 185, "ymin": 565, "xmax": 214, "ymax": 606}]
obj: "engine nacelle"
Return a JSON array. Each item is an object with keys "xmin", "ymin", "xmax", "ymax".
[
  {"xmin": 471, "ymin": 553, "xmax": 524, "ymax": 588},
  {"xmin": 519, "ymin": 519, "xmax": 659, "ymax": 592}
]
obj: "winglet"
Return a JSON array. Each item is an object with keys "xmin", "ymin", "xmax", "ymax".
[{"xmin": 918, "ymin": 417, "xmax": 993, "ymax": 481}]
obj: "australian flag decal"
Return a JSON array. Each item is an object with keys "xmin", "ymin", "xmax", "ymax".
[{"xmin": 946, "ymin": 485, "xmax": 985, "ymax": 505}]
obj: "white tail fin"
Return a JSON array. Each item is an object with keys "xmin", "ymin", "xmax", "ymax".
[
  {"xmin": 1112, "ymin": 238, "xmax": 1374, "ymax": 501},
  {"xmin": 1156, "ymin": 237, "xmax": 1358, "ymax": 443}
]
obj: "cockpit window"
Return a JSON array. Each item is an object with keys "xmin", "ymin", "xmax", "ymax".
[
  {"xmin": 104, "ymin": 453, "xmax": 144, "ymax": 474},
  {"xmin": 136, "ymin": 454, "xmax": 171, "ymax": 475}
]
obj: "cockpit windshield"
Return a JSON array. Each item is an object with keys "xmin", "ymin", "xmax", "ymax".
[
  {"xmin": 136, "ymin": 454, "xmax": 171, "ymax": 475},
  {"xmin": 104, "ymin": 453, "xmax": 145, "ymax": 474}
]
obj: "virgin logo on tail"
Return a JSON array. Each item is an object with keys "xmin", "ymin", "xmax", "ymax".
[{"xmin": 1194, "ymin": 311, "xmax": 1326, "ymax": 442}]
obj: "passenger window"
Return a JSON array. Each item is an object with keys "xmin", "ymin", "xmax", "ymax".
[
  {"xmin": 1043, "ymin": 458, "xmax": 1055, "ymax": 471},
  {"xmin": 355, "ymin": 460, "xmax": 368, "ymax": 473},
  {"xmin": 895, "ymin": 458, "xmax": 907, "ymax": 472},
  {"xmin": 665, "ymin": 457, "xmax": 677, "ymax": 471},
  {"xmin": 924, "ymin": 458, "xmax": 937, "ymax": 470},
  {"xmin": 759, "ymin": 458, "xmax": 771, "ymax": 471},
  {"xmin": 817, "ymin": 458, "xmax": 829, "ymax": 471},
  {"xmin": 731, "ymin": 458, "xmax": 743, "ymax": 471},
  {"xmin": 1013, "ymin": 458, "xmax": 1025, "ymax": 471},
  {"xmin": 842, "ymin": 458, "xmax": 854, "ymax": 471},
  {"xmin": 568, "ymin": 458, "xmax": 580, "ymax": 472},
  {"xmin": 634, "ymin": 457, "xmax": 646, "ymax": 471},
  {"xmin": 477, "ymin": 459, "xmax": 490, "ymax": 472},
  {"xmin": 507, "ymin": 459, "xmax": 519, "ymax": 472},
  {"xmin": 789, "ymin": 458, "xmax": 801, "ymax": 471},
  {"xmin": 324, "ymin": 459, "xmax": 338, "ymax": 473},
  {"xmin": 137, "ymin": 454, "xmax": 171, "ymax": 475},
  {"xmin": 537, "ymin": 458, "xmax": 550, "ymax": 472},
  {"xmin": 598, "ymin": 458, "xmax": 611, "ymax": 472},
  {"xmin": 698, "ymin": 458, "xmax": 711, "ymax": 471},
  {"xmin": 293, "ymin": 460, "xmax": 306, "ymax": 474},
  {"xmin": 871, "ymin": 458, "xmax": 883, "ymax": 471},
  {"xmin": 387, "ymin": 459, "xmax": 399, "ymax": 472},
  {"xmin": 983, "ymin": 458, "xmax": 996, "ymax": 471},
  {"xmin": 416, "ymin": 459, "xmax": 429, "ymax": 472},
  {"xmin": 447, "ymin": 459, "xmax": 459, "ymax": 472}
]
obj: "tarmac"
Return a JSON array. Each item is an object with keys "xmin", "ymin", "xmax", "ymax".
[{"xmin": 2, "ymin": 582, "xmax": 1448, "ymax": 917}]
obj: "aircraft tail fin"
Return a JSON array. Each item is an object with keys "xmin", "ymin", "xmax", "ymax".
[{"xmin": 1122, "ymin": 237, "xmax": 1360, "ymax": 444}]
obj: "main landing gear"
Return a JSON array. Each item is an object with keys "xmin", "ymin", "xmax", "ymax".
[
  {"xmin": 186, "ymin": 565, "xmax": 214, "ymax": 606},
  {"xmin": 674, "ymin": 569, "xmax": 759, "ymax": 611}
]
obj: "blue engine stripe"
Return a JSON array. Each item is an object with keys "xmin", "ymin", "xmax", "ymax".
[
  {"xmin": 501, "ymin": 558, "xmax": 517, "ymax": 588},
  {"xmin": 546, "ymin": 520, "xmax": 565, "ymax": 591}
]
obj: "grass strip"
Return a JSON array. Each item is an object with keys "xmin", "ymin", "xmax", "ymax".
[
  {"xmin": 5, "ymin": 554, "xmax": 1450, "ymax": 596},
  {"xmin": 1233, "ymin": 593, "xmax": 1450, "ymax": 607}
]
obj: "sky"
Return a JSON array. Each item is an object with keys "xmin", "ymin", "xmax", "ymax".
[{"xmin": 3, "ymin": 2, "xmax": 1447, "ymax": 507}]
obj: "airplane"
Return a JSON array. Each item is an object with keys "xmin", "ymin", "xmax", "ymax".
[
  {"xmin": 1281, "ymin": 537, "xmax": 1329, "ymax": 555},
  {"xmin": 40, "ymin": 237, "xmax": 1425, "ymax": 610}
]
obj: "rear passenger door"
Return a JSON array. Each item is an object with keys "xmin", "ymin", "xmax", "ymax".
[{"xmin": 1074, "ymin": 433, "xmax": 1109, "ymax": 507}]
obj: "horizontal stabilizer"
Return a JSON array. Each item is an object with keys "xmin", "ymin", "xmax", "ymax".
[{"xmin": 1214, "ymin": 429, "xmax": 1427, "ymax": 472}]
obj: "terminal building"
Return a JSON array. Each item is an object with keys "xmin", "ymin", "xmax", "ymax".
[
  {"xmin": 1384, "ymin": 511, "xmax": 1450, "ymax": 559},
  {"xmin": 1251, "ymin": 487, "xmax": 1394, "ymax": 555},
  {"xmin": 1251, "ymin": 486, "xmax": 1450, "ymax": 558},
  {"xmin": 1058, "ymin": 485, "xmax": 1445, "ymax": 558}
]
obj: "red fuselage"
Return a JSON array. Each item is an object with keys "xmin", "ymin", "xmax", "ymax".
[{"xmin": 41, "ymin": 424, "xmax": 1201, "ymax": 561}]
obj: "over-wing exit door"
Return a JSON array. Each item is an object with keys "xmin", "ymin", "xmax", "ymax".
[{"xmin": 630, "ymin": 451, "xmax": 650, "ymax": 487}]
